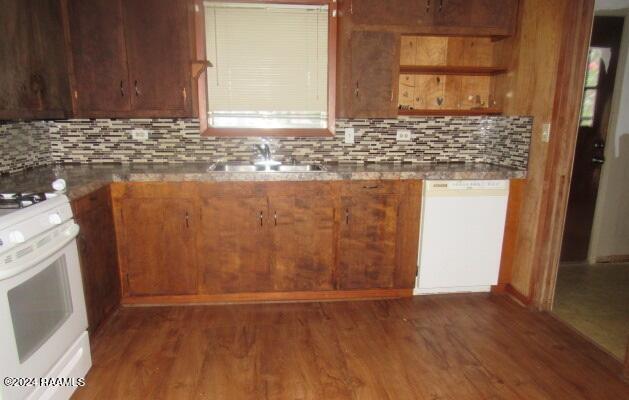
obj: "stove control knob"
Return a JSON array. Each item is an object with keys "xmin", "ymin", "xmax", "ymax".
[
  {"xmin": 9, "ymin": 231, "xmax": 25, "ymax": 244},
  {"xmin": 52, "ymin": 179, "xmax": 66, "ymax": 192},
  {"xmin": 48, "ymin": 213, "xmax": 62, "ymax": 225}
]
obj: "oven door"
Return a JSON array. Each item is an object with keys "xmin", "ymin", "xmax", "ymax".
[{"xmin": 0, "ymin": 221, "xmax": 87, "ymax": 400}]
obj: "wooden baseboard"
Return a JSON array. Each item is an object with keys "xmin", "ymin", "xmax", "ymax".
[
  {"xmin": 596, "ymin": 254, "xmax": 629, "ymax": 263},
  {"xmin": 504, "ymin": 284, "xmax": 532, "ymax": 306},
  {"xmin": 121, "ymin": 288, "xmax": 414, "ymax": 305}
]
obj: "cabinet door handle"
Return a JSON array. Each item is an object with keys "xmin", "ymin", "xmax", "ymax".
[
  {"xmin": 259, "ymin": 211, "xmax": 264, "ymax": 226},
  {"xmin": 274, "ymin": 211, "xmax": 277, "ymax": 226},
  {"xmin": 355, "ymin": 81, "xmax": 359, "ymax": 97},
  {"xmin": 134, "ymin": 80, "xmax": 141, "ymax": 96},
  {"xmin": 426, "ymin": 0, "xmax": 431, "ymax": 13},
  {"xmin": 439, "ymin": 0, "xmax": 443, "ymax": 12},
  {"xmin": 345, "ymin": 208, "xmax": 349, "ymax": 224},
  {"xmin": 120, "ymin": 80, "xmax": 125, "ymax": 97},
  {"xmin": 185, "ymin": 211, "xmax": 190, "ymax": 228},
  {"xmin": 362, "ymin": 185, "xmax": 379, "ymax": 189}
]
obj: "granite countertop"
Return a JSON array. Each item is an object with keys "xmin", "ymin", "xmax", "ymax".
[{"xmin": 0, "ymin": 163, "xmax": 526, "ymax": 200}]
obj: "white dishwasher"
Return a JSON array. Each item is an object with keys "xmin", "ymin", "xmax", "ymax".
[{"xmin": 415, "ymin": 180, "xmax": 509, "ymax": 294}]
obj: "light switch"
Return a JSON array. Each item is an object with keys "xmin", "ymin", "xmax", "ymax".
[
  {"xmin": 542, "ymin": 123, "xmax": 551, "ymax": 143},
  {"xmin": 345, "ymin": 128, "xmax": 355, "ymax": 144}
]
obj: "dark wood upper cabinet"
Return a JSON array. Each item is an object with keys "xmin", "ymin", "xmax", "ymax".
[
  {"xmin": 67, "ymin": 0, "xmax": 131, "ymax": 115},
  {"xmin": 122, "ymin": 0, "xmax": 192, "ymax": 115},
  {"xmin": 349, "ymin": 31, "xmax": 400, "ymax": 118},
  {"xmin": 0, "ymin": 0, "xmax": 71, "ymax": 120},
  {"xmin": 433, "ymin": 0, "xmax": 519, "ymax": 36},
  {"xmin": 350, "ymin": 0, "xmax": 433, "ymax": 27},
  {"xmin": 65, "ymin": 0, "xmax": 193, "ymax": 118}
]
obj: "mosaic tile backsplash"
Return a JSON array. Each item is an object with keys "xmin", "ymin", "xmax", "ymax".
[
  {"xmin": 1, "ymin": 116, "xmax": 532, "ymax": 175},
  {"xmin": 0, "ymin": 121, "xmax": 54, "ymax": 174}
]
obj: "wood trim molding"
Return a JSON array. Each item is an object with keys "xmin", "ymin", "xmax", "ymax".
[
  {"xmin": 530, "ymin": 0, "xmax": 595, "ymax": 310},
  {"xmin": 198, "ymin": 0, "xmax": 338, "ymax": 137},
  {"xmin": 121, "ymin": 288, "xmax": 413, "ymax": 305},
  {"xmin": 596, "ymin": 255, "xmax": 629, "ymax": 263},
  {"xmin": 505, "ymin": 283, "xmax": 532, "ymax": 306}
]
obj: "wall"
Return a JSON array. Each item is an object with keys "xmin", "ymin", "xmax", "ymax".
[
  {"xmin": 0, "ymin": 116, "xmax": 532, "ymax": 175},
  {"xmin": 589, "ymin": 5, "xmax": 629, "ymax": 261},
  {"xmin": 494, "ymin": 0, "xmax": 567, "ymax": 297}
]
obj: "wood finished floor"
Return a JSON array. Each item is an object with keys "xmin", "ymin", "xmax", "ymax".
[{"xmin": 72, "ymin": 294, "xmax": 629, "ymax": 400}]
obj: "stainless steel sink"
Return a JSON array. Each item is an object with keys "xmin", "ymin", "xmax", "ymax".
[
  {"xmin": 208, "ymin": 163, "xmax": 325, "ymax": 172},
  {"xmin": 273, "ymin": 164, "xmax": 324, "ymax": 172}
]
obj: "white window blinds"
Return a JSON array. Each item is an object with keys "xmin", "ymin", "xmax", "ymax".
[{"xmin": 204, "ymin": 2, "xmax": 328, "ymax": 128}]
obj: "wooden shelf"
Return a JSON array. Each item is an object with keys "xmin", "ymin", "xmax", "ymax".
[
  {"xmin": 399, "ymin": 65, "xmax": 508, "ymax": 76},
  {"xmin": 398, "ymin": 108, "xmax": 503, "ymax": 116}
]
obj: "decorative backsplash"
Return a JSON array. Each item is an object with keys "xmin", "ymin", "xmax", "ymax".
[
  {"xmin": 1, "ymin": 116, "xmax": 532, "ymax": 175},
  {"xmin": 0, "ymin": 121, "xmax": 54, "ymax": 175}
]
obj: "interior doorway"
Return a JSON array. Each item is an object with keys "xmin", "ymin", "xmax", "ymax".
[{"xmin": 554, "ymin": 15, "xmax": 629, "ymax": 362}]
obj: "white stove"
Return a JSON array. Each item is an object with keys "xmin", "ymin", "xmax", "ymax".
[{"xmin": 0, "ymin": 180, "xmax": 91, "ymax": 400}]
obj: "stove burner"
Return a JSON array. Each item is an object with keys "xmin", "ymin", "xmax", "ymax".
[{"xmin": 0, "ymin": 192, "xmax": 50, "ymax": 209}]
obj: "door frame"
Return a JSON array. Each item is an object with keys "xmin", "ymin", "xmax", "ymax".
[{"xmin": 526, "ymin": 0, "xmax": 596, "ymax": 310}]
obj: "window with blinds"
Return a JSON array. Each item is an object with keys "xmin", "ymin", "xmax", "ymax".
[{"xmin": 204, "ymin": 2, "xmax": 329, "ymax": 129}]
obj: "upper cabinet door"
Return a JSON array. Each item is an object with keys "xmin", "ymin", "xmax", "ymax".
[
  {"xmin": 122, "ymin": 0, "xmax": 192, "ymax": 116},
  {"xmin": 350, "ymin": 0, "xmax": 433, "ymax": 28},
  {"xmin": 350, "ymin": 31, "xmax": 400, "ymax": 118},
  {"xmin": 0, "ymin": 0, "xmax": 70, "ymax": 119},
  {"xmin": 434, "ymin": 0, "xmax": 519, "ymax": 36},
  {"xmin": 67, "ymin": 0, "xmax": 131, "ymax": 115}
]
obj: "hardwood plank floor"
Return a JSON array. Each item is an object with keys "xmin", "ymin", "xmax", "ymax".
[{"xmin": 72, "ymin": 295, "xmax": 629, "ymax": 399}]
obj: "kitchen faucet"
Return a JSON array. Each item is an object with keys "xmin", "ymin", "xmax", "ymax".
[{"xmin": 254, "ymin": 143, "xmax": 272, "ymax": 161}]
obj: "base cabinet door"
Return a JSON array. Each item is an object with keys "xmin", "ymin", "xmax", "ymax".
[
  {"xmin": 338, "ymin": 194, "xmax": 401, "ymax": 289},
  {"xmin": 120, "ymin": 198, "xmax": 197, "ymax": 296},
  {"xmin": 268, "ymin": 188, "xmax": 336, "ymax": 291},
  {"xmin": 73, "ymin": 188, "xmax": 120, "ymax": 338},
  {"xmin": 197, "ymin": 195, "xmax": 271, "ymax": 294}
]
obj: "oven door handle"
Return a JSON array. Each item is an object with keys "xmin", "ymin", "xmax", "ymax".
[{"xmin": 0, "ymin": 223, "xmax": 80, "ymax": 281}]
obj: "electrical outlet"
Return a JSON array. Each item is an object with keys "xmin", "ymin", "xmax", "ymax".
[
  {"xmin": 344, "ymin": 128, "xmax": 355, "ymax": 144},
  {"xmin": 541, "ymin": 123, "xmax": 551, "ymax": 143},
  {"xmin": 130, "ymin": 128, "xmax": 149, "ymax": 141},
  {"xmin": 396, "ymin": 129, "xmax": 411, "ymax": 141}
]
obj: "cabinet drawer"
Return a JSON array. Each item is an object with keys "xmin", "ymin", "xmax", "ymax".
[
  {"xmin": 343, "ymin": 180, "xmax": 404, "ymax": 195},
  {"xmin": 197, "ymin": 182, "xmax": 266, "ymax": 198},
  {"xmin": 112, "ymin": 182, "xmax": 197, "ymax": 199}
]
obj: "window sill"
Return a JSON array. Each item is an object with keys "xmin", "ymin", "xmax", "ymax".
[{"xmin": 201, "ymin": 127, "xmax": 335, "ymax": 138}]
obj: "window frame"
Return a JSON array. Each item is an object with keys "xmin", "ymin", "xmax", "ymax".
[{"xmin": 192, "ymin": 0, "xmax": 337, "ymax": 137}]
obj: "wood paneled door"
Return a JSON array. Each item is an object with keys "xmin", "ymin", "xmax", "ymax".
[
  {"xmin": 268, "ymin": 183, "xmax": 337, "ymax": 292},
  {"xmin": 197, "ymin": 191, "xmax": 271, "ymax": 294},
  {"xmin": 120, "ymin": 198, "xmax": 197, "ymax": 296},
  {"xmin": 66, "ymin": 0, "xmax": 131, "ymax": 114}
]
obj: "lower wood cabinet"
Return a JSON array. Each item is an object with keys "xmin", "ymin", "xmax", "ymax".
[
  {"xmin": 338, "ymin": 193, "xmax": 401, "ymax": 289},
  {"xmin": 72, "ymin": 186, "xmax": 120, "ymax": 338},
  {"xmin": 197, "ymin": 192, "xmax": 271, "ymax": 293},
  {"xmin": 111, "ymin": 180, "xmax": 422, "ymax": 302},
  {"xmin": 119, "ymin": 197, "xmax": 197, "ymax": 296}
]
